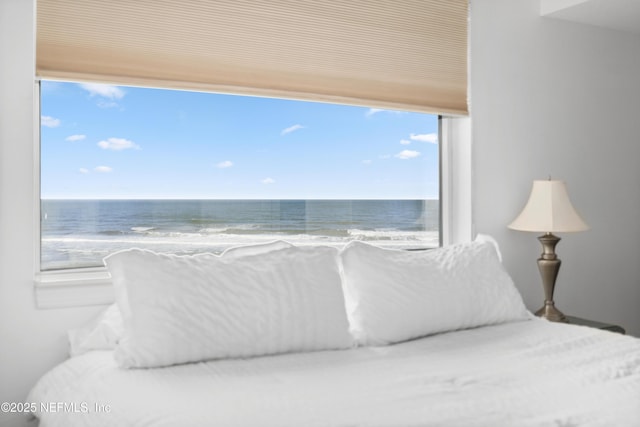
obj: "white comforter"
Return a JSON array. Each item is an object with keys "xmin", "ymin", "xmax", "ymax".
[{"xmin": 28, "ymin": 318, "xmax": 640, "ymax": 427}]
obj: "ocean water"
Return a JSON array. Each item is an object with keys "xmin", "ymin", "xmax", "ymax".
[{"xmin": 40, "ymin": 199, "xmax": 439, "ymax": 270}]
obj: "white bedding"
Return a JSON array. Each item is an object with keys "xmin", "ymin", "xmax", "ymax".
[{"xmin": 28, "ymin": 318, "xmax": 640, "ymax": 427}]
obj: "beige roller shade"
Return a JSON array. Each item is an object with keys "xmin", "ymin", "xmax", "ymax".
[{"xmin": 36, "ymin": 0, "xmax": 468, "ymax": 115}]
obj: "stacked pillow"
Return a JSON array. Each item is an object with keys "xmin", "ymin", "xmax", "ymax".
[
  {"xmin": 105, "ymin": 242, "xmax": 352, "ymax": 368},
  {"xmin": 340, "ymin": 238, "xmax": 530, "ymax": 345},
  {"xmin": 68, "ymin": 240, "xmax": 296, "ymax": 358},
  {"xmin": 70, "ymin": 237, "xmax": 530, "ymax": 368}
]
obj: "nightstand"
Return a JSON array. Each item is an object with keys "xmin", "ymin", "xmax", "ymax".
[{"xmin": 565, "ymin": 315, "xmax": 625, "ymax": 334}]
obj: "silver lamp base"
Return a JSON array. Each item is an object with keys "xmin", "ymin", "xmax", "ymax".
[
  {"xmin": 535, "ymin": 233, "xmax": 569, "ymax": 323},
  {"xmin": 535, "ymin": 301, "xmax": 567, "ymax": 323}
]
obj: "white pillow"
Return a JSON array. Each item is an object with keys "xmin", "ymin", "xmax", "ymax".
[
  {"xmin": 105, "ymin": 244, "xmax": 352, "ymax": 368},
  {"xmin": 68, "ymin": 241, "xmax": 297, "ymax": 356},
  {"xmin": 221, "ymin": 239, "xmax": 294, "ymax": 258},
  {"xmin": 340, "ymin": 239, "xmax": 530, "ymax": 346},
  {"xmin": 68, "ymin": 303, "xmax": 123, "ymax": 357}
]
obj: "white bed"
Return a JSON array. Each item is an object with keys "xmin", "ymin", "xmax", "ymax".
[
  {"xmin": 26, "ymin": 239, "xmax": 640, "ymax": 426},
  {"xmin": 28, "ymin": 319, "xmax": 640, "ymax": 427}
]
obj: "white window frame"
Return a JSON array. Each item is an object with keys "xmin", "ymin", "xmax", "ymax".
[
  {"xmin": 440, "ymin": 116, "xmax": 473, "ymax": 246},
  {"xmin": 33, "ymin": 81, "xmax": 472, "ymax": 309}
]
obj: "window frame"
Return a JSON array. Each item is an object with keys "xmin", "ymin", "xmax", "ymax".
[{"xmin": 33, "ymin": 80, "xmax": 472, "ymax": 309}]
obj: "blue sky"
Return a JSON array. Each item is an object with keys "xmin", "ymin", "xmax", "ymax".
[{"xmin": 40, "ymin": 81, "xmax": 439, "ymax": 199}]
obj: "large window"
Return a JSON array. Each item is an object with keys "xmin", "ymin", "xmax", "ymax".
[{"xmin": 40, "ymin": 81, "xmax": 440, "ymax": 271}]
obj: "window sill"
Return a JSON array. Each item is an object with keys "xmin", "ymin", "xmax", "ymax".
[{"xmin": 34, "ymin": 268, "xmax": 114, "ymax": 309}]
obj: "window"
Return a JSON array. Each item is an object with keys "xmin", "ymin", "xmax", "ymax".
[{"xmin": 40, "ymin": 80, "xmax": 440, "ymax": 271}]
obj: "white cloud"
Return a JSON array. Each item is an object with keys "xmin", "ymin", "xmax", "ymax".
[
  {"xmin": 94, "ymin": 166, "xmax": 113, "ymax": 173},
  {"xmin": 79, "ymin": 168, "xmax": 89, "ymax": 174},
  {"xmin": 79, "ymin": 83, "xmax": 125, "ymax": 100},
  {"xmin": 362, "ymin": 159, "xmax": 372, "ymax": 165},
  {"xmin": 378, "ymin": 154, "xmax": 391, "ymax": 159},
  {"xmin": 41, "ymin": 116, "xmax": 61, "ymax": 128},
  {"xmin": 400, "ymin": 139, "xmax": 411, "ymax": 145},
  {"xmin": 66, "ymin": 134, "xmax": 86, "ymax": 142},
  {"xmin": 261, "ymin": 177, "xmax": 275, "ymax": 184},
  {"xmin": 365, "ymin": 108, "xmax": 404, "ymax": 118},
  {"xmin": 281, "ymin": 124, "xmax": 304, "ymax": 135},
  {"xmin": 97, "ymin": 137, "xmax": 140, "ymax": 151},
  {"xmin": 395, "ymin": 149, "xmax": 421, "ymax": 160},
  {"xmin": 410, "ymin": 133, "xmax": 438, "ymax": 144},
  {"xmin": 216, "ymin": 160, "xmax": 233, "ymax": 169}
]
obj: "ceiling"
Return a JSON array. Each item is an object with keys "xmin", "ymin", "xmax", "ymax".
[{"xmin": 540, "ymin": 0, "xmax": 640, "ymax": 36}]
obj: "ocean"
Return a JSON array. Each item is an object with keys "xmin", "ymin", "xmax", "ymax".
[{"xmin": 40, "ymin": 199, "xmax": 439, "ymax": 271}]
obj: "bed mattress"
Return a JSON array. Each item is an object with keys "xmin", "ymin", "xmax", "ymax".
[{"xmin": 28, "ymin": 318, "xmax": 640, "ymax": 427}]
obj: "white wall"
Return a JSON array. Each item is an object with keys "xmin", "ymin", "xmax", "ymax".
[
  {"xmin": 1, "ymin": 1, "xmax": 640, "ymax": 425},
  {"xmin": 0, "ymin": 2, "xmax": 104, "ymax": 426},
  {"xmin": 471, "ymin": 0, "xmax": 640, "ymax": 336}
]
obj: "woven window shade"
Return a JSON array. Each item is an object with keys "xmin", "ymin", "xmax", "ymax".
[{"xmin": 36, "ymin": 0, "xmax": 468, "ymax": 115}]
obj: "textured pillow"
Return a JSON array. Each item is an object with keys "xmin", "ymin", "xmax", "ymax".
[
  {"xmin": 71, "ymin": 241, "xmax": 297, "ymax": 356},
  {"xmin": 220, "ymin": 239, "xmax": 294, "ymax": 258},
  {"xmin": 340, "ymin": 239, "xmax": 530, "ymax": 346},
  {"xmin": 105, "ymin": 245, "xmax": 352, "ymax": 368}
]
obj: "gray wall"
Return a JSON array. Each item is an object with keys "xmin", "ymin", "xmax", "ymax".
[{"xmin": 471, "ymin": 0, "xmax": 640, "ymax": 335}]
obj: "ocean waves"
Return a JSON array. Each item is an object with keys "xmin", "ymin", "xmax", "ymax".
[
  {"xmin": 40, "ymin": 199, "xmax": 440, "ymax": 270},
  {"xmin": 41, "ymin": 228, "xmax": 438, "ymax": 270}
]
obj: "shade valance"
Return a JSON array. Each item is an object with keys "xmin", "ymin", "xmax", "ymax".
[{"xmin": 37, "ymin": 0, "xmax": 468, "ymax": 115}]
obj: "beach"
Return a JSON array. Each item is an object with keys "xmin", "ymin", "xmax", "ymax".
[{"xmin": 41, "ymin": 199, "xmax": 439, "ymax": 270}]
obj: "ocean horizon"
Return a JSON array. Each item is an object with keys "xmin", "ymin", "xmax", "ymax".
[{"xmin": 41, "ymin": 199, "xmax": 439, "ymax": 270}]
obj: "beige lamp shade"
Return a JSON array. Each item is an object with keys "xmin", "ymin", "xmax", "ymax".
[{"xmin": 508, "ymin": 180, "xmax": 589, "ymax": 233}]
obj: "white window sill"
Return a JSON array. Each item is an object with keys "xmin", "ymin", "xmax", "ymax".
[{"xmin": 34, "ymin": 268, "xmax": 114, "ymax": 309}]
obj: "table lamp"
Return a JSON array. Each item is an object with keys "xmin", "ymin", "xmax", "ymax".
[{"xmin": 508, "ymin": 179, "xmax": 589, "ymax": 322}]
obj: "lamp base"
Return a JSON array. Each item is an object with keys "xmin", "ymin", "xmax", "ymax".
[
  {"xmin": 535, "ymin": 301, "xmax": 568, "ymax": 323},
  {"xmin": 535, "ymin": 233, "xmax": 568, "ymax": 323}
]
